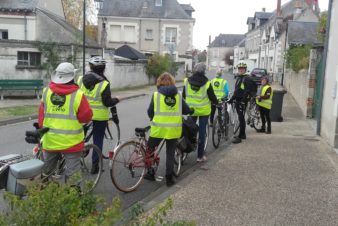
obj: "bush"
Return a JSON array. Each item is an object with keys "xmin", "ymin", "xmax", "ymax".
[
  {"xmin": 145, "ymin": 53, "xmax": 179, "ymax": 79},
  {"xmin": 285, "ymin": 44, "xmax": 311, "ymax": 73}
]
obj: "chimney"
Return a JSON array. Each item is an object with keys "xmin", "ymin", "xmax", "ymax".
[
  {"xmin": 277, "ymin": 0, "xmax": 282, "ymax": 17},
  {"xmin": 262, "ymin": 8, "xmax": 266, "ymax": 12},
  {"xmin": 209, "ymin": 35, "xmax": 211, "ymax": 45}
]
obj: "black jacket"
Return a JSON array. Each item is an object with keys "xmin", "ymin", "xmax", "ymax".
[
  {"xmin": 231, "ymin": 74, "xmax": 252, "ymax": 103},
  {"xmin": 182, "ymin": 72, "xmax": 218, "ymax": 105},
  {"xmin": 82, "ymin": 71, "xmax": 119, "ymax": 107},
  {"xmin": 147, "ymin": 85, "xmax": 193, "ymax": 120}
]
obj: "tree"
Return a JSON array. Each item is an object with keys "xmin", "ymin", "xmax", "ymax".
[
  {"xmin": 145, "ymin": 53, "xmax": 179, "ymax": 80},
  {"xmin": 223, "ymin": 50, "xmax": 234, "ymax": 66},
  {"xmin": 197, "ymin": 50, "xmax": 207, "ymax": 63}
]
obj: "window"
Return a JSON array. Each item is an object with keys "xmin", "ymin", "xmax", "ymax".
[
  {"xmin": 0, "ymin": 30, "xmax": 8, "ymax": 40},
  {"xmin": 155, "ymin": 0, "xmax": 162, "ymax": 6},
  {"xmin": 124, "ymin": 25, "xmax": 135, "ymax": 43},
  {"xmin": 110, "ymin": 25, "xmax": 121, "ymax": 42},
  {"xmin": 165, "ymin": 27, "xmax": 177, "ymax": 43},
  {"xmin": 17, "ymin": 52, "xmax": 41, "ymax": 67},
  {"xmin": 145, "ymin": 29, "xmax": 153, "ymax": 40}
]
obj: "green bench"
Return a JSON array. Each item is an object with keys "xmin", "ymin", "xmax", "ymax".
[{"xmin": 0, "ymin": 79, "xmax": 44, "ymax": 100}]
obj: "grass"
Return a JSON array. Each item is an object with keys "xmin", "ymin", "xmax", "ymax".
[{"xmin": 0, "ymin": 105, "xmax": 38, "ymax": 121}]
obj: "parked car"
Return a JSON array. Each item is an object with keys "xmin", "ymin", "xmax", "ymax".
[{"xmin": 250, "ymin": 68, "xmax": 268, "ymax": 85}]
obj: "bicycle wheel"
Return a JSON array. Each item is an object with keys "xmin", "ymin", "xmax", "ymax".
[
  {"xmin": 110, "ymin": 140, "xmax": 146, "ymax": 192},
  {"xmin": 204, "ymin": 123, "xmax": 209, "ymax": 152},
  {"xmin": 173, "ymin": 148, "xmax": 182, "ymax": 177},
  {"xmin": 212, "ymin": 117, "xmax": 221, "ymax": 149},
  {"xmin": 252, "ymin": 109, "xmax": 263, "ymax": 131},
  {"xmin": 84, "ymin": 122, "xmax": 93, "ymax": 143},
  {"xmin": 81, "ymin": 144, "xmax": 103, "ymax": 193},
  {"xmin": 103, "ymin": 120, "xmax": 121, "ymax": 159}
]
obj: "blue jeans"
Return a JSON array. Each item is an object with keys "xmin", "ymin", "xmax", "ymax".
[
  {"xmin": 191, "ymin": 115, "xmax": 209, "ymax": 158},
  {"xmin": 92, "ymin": 120, "xmax": 107, "ymax": 164}
]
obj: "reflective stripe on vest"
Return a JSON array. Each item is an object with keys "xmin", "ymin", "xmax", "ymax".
[
  {"xmin": 211, "ymin": 78, "xmax": 227, "ymax": 100},
  {"xmin": 256, "ymin": 85, "xmax": 273, "ymax": 109},
  {"xmin": 42, "ymin": 88, "xmax": 84, "ymax": 151},
  {"xmin": 150, "ymin": 92, "xmax": 182, "ymax": 139},
  {"xmin": 184, "ymin": 78, "xmax": 211, "ymax": 116},
  {"xmin": 78, "ymin": 76, "xmax": 109, "ymax": 120}
]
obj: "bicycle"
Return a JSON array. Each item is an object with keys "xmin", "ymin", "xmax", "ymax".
[
  {"xmin": 109, "ymin": 126, "xmax": 182, "ymax": 192},
  {"xmin": 246, "ymin": 97, "xmax": 262, "ymax": 131},
  {"xmin": 84, "ymin": 106, "xmax": 121, "ymax": 159},
  {"xmin": 25, "ymin": 124, "xmax": 103, "ymax": 194},
  {"xmin": 212, "ymin": 99, "xmax": 230, "ymax": 148}
]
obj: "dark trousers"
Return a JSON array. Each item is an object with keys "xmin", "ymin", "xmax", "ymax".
[
  {"xmin": 191, "ymin": 115, "xmax": 209, "ymax": 158},
  {"xmin": 92, "ymin": 120, "xmax": 107, "ymax": 164},
  {"xmin": 210, "ymin": 104, "xmax": 229, "ymax": 125},
  {"xmin": 147, "ymin": 137, "xmax": 177, "ymax": 177},
  {"xmin": 259, "ymin": 106, "xmax": 271, "ymax": 132},
  {"xmin": 235, "ymin": 101, "xmax": 247, "ymax": 138}
]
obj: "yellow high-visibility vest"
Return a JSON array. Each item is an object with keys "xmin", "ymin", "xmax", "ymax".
[
  {"xmin": 184, "ymin": 78, "xmax": 211, "ymax": 116},
  {"xmin": 78, "ymin": 76, "xmax": 109, "ymax": 121},
  {"xmin": 256, "ymin": 85, "xmax": 273, "ymax": 109},
  {"xmin": 211, "ymin": 77, "xmax": 227, "ymax": 100},
  {"xmin": 42, "ymin": 88, "xmax": 84, "ymax": 151},
  {"xmin": 150, "ymin": 92, "xmax": 183, "ymax": 139}
]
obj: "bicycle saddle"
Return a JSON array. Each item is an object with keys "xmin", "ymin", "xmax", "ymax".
[{"xmin": 135, "ymin": 126, "xmax": 150, "ymax": 137}]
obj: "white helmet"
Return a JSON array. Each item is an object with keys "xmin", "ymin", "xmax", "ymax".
[{"xmin": 88, "ymin": 56, "xmax": 106, "ymax": 66}]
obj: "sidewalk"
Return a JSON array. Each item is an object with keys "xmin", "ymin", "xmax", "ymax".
[{"xmin": 163, "ymin": 93, "xmax": 338, "ymax": 225}]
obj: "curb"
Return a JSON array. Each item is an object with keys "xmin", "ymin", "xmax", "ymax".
[{"xmin": 0, "ymin": 93, "xmax": 147, "ymax": 127}]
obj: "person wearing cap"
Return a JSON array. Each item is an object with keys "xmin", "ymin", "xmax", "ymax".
[
  {"xmin": 210, "ymin": 68, "xmax": 229, "ymax": 126},
  {"xmin": 228, "ymin": 62, "xmax": 253, "ymax": 144},
  {"xmin": 256, "ymin": 76, "xmax": 273, "ymax": 134},
  {"xmin": 38, "ymin": 62, "xmax": 93, "ymax": 183},
  {"xmin": 183, "ymin": 63, "xmax": 218, "ymax": 162},
  {"xmin": 77, "ymin": 56, "xmax": 121, "ymax": 174}
]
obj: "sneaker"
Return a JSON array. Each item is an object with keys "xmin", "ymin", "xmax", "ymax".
[
  {"xmin": 165, "ymin": 175, "xmax": 175, "ymax": 187},
  {"xmin": 197, "ymin": 156, "xmax": 207, "ymax": 162},
  {"xmin": 232, "ymin": 137, "xmax": 242, "ymax": 144},
  {"xmin": 144, "ymin": 168, "xmax": 156, "ymax": 181}
]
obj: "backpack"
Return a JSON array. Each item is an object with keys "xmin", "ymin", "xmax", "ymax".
[
  {"xmin": 244, "ymin": 76, "xmax": 258, "ymax": 97},
  {"xmin": 177, "ymin": 117, "xmax": 198, "ymax": 153}
]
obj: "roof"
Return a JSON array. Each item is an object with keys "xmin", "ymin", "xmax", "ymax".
[
  {"xmin": 98, "ymin": 0, "xmax": 193, "ymax": 20},
  {"xmin": 288, "ymin": 21, "xmax": 321, "ymax": 45},
  {"xmin": 254, "ymin": 12, "xmax": 273, "ymax": 20},
  {"xmin": 247, "ymin": 17, "xmax": 254, "ymax": 24},
  {"xmin": 115, "ymin": 45, "xmax": 147, "ymax": 60},
  {"xmin": 0, "ymin": 0, "xmax": 38, "ymax": 11},
  {"xmin": 180, "ymin": 4, "xmax": 194, "ymax": 12},
  {"xmin": 236, "ymin": 38, "xmax": 246, "ymax": 47},
  {"xmin": 209, "ymin": 34, "xmax": 245, "ymax": 48}
]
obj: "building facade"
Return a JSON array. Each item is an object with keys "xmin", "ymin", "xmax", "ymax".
[{"xmin": 97, "ymin": 0, "xmax": 194, "ymax": 70}]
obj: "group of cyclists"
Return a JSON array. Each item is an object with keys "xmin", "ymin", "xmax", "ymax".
[{"xmin": 38, "ymin": 56, "xmax": 273, "ymax": 188}]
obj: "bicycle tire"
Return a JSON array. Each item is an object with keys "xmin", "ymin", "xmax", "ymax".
[
  {"xmin": 212, "ymin": 117, "xmax": 221, "ymax": 149},
  {"xmin": 204, "ymin": 124, "xmax": 209, "ymax": 152},
  {"xmin": 173, "ymin": 148, "xmax": 182, "ymax": 177},
  {"xmin": 252, "ymin": 109, "xmax": 263, "ymax": 131},
  {"xmin": 110, "ymin": 140, "xmax": 146, "ymax": 193},
  {"xmin": 81, "ymin": 144, "xmax": 103, "ymax": 194},
  {"xmin": 103, "ymin": 120, "xmax": 121, "ymax": 159}
]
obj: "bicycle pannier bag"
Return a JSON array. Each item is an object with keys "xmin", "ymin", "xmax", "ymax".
[
  {"xmin": 177, "ymin": 117, "xmax": 198, "ymax": 153},
  {"xmin": 0, "ymin": 154, "xmax": 22, "ymax": 189}
]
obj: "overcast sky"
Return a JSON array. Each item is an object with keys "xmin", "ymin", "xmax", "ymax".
[{"xmin": 178, "ymin": 0, "xmax": 329, "ymax": 50}]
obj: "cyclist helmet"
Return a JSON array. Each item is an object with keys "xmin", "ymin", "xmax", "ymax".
[
  {"xmin": 88, "ymin": 56, "xmax": 106, "ymax": 66},
  {"xmin": 237, "ymin": 62, "xmax": 247, "ymax": 69}
]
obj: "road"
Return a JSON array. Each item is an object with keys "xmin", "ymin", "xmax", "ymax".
[{"xmin": 0, "ymin": 70, "xmax": 236, "ymax": 211}]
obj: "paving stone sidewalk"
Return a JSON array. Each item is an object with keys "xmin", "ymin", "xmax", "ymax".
[{"xmin": 165, "ymin": 93, "xmax": 338, "ymax": 226}]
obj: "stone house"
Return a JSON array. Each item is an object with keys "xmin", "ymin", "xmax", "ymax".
[
  {"xmin": 207, "ymin": 34, "xmax": 245, "ymax": 70},
  {"xmin": 97, "ymin": 0, "xmax": 195, "ymax": 71}
]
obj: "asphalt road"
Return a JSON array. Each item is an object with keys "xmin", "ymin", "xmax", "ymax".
[{"xmin": 0, "ymin": 70, "xmax": 236, "ymax": 211}]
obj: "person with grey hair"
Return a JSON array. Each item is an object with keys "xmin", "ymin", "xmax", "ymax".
[{"xmin": 182, "ymin": 63, "xmax": 218, "ymax": 162}]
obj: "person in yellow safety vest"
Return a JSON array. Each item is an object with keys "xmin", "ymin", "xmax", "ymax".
[
  {"xmin": 38, "ymin": 62, "xmax": 93, "ymax": 183},
  {"xmin": 256, "ymin": 76, "xmax": 273, "ymax": 134},
  {"xmin": 182, "ymin": 63, "xmax": 218, "ymax": 162},
  {"xmin": 146, "ymin": 72, "xmax": 193, "ymax": 186},
  {"xmin": 210, "ymin": 68, "xmax": 229, "ymax": 126},
  {"xmin": 228, "ymin": 62, "xmax": 254, "ymax": 144},
  {"xmin": 77, "ymin": 56, "xmax": 122, "ymax": 174}
]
